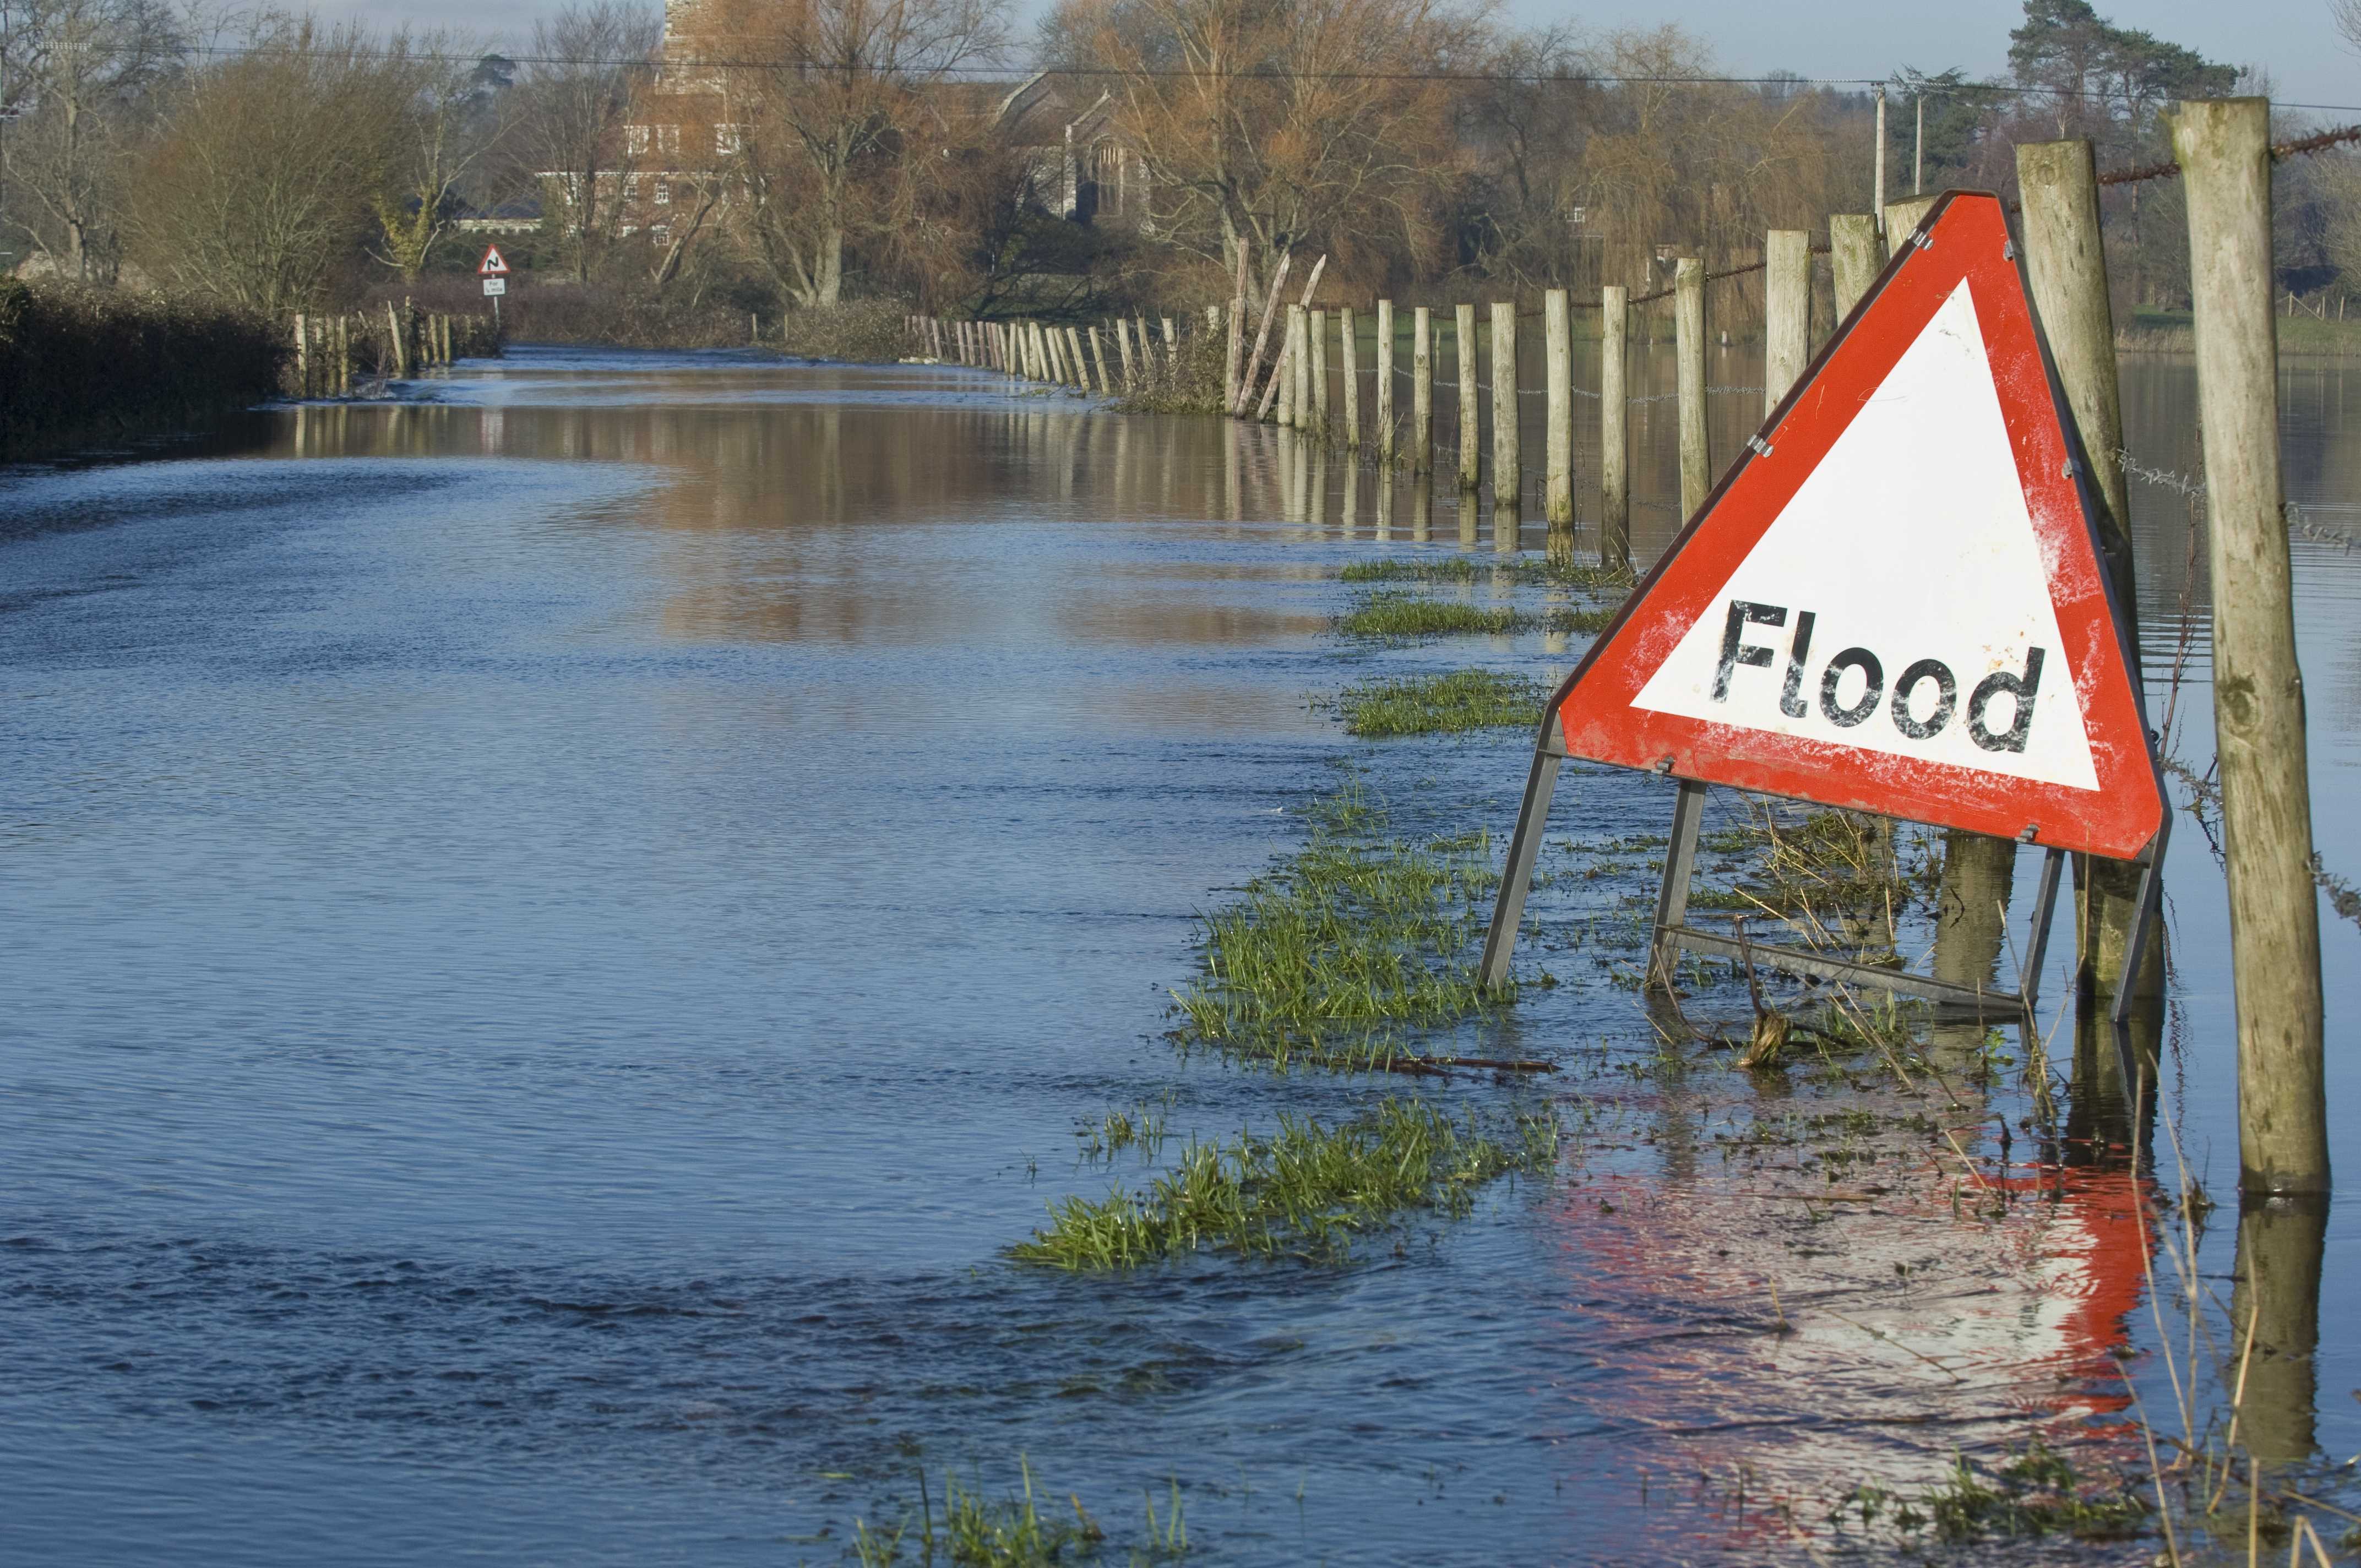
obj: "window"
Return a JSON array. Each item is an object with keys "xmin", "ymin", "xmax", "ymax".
[
  {"xmin": 656, "ymin": 124, "xmax": 681, "ymax": 155},
  {"xmin": 654, "ymin": 179, "xmax": 671, "ymax": 206},
  {"xmin": 1090, "ymin": 140, "xmax": 1123, "ymax": 215},
  {"xmin": 623, "ymin": 175, "xmax": 641, "ymax": 200},
  {"xmin": 715, "ymin": 123, "xmax": 743, "ymax": 156},
  {"xmin": 625, "ymin": 124, "xmax": 651, "ymax": 156}
]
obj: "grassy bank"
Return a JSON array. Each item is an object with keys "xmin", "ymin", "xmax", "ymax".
[
  {"xmin": 0, "ymin": 280, "xmax": 283, "ymax": 456},
  {"xmin": 2120, "ymin": 304, "xmax": 2361, "ymax": 356}
]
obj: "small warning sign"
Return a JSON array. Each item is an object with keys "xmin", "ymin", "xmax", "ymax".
[
  {"xmin": 1546, "ymin": 190, "xmax": 2161, "ymax": 859},
  {"xmin": 477, "ymin": 244, "xmax": 510, "ymax": 276}
]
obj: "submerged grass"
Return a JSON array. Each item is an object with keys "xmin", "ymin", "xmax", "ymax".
[
  {"xmin": 1010, "ymin": 1097, "xmax": 1560, "ymax": 1268},
  {"xmin": 1330, "ymin": 669, "xmax": 1547, "ymax": 737},
  {"xmin": 1335, "ymin": 590, "xmax": 1522, "ymax": 639},
  {"xmin": 1340, "ymin": 556, "xmax": 1633, "ymax": 594},
  {"xmin": 853, "ymin": 1457, "xmax": 1111, "ymax": 1565},
  {"xmin": 1171, "ymin": 783, "xmax": 1508, "ymax": 1069}
]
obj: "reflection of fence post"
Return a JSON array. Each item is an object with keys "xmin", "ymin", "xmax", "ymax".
[
  {"xmin": 1600, "ymin": 285, "xmax": 1629, "ymax": 574},
  {"xmin": 1375, "ymin": 300, "xmax": 1395, "ymax": 462},
  {"xmin": 2232, "ymin": 1195, "xmax": 2329, "ymax": 1461},
  {"xmin": 1411, "ymin": 307, "xmax": 1433, "ymax": 475},
  {"xmin": 1544, "ymin": 288, "xmax": 1573, "ymax": 525},
  {"xmin": 2173, "ymin": 97, "xmax": 2330, "ymax": 1196},
  {"xmin": 1338, "ymin": 304, "xmax": 1360, "ymax": 450},
  {"xmin": 2018, "ymin": 137, "xmax": 2158, "ymax": 1008},
  {"xmin": 1491, "ymin": 301, "xmax": 1521, "ymax": 511},
  {"xmin": 1764, "ymin": 230, "xmax": 1810, "ymax": 414},
  {"xmin": 1675, "ymin": 258, "xmax": 1707, "ymax": 518},
  {"xmin": 1455, "ymin": 303, "xmax": 1481, "ymax": 491}
]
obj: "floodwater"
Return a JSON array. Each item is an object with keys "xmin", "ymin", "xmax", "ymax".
[{"xmin": 2, "ymin": 342, "xmax": 2355, "ymax": 1564}]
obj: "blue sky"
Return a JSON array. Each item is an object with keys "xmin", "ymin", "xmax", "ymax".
[{"xmin": 324, "ymin": 0, "xmax": 2361, "ymax": 115}]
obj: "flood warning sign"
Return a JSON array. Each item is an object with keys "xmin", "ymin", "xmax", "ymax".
[{"xmin": 1545, "ymin": 192, "xmax": 2162, "ymax": 859}]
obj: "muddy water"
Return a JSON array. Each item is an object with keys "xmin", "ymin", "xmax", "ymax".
[{"xmin": 2, "ymin": 344, "xmax": 2354, "ymax": 1564}]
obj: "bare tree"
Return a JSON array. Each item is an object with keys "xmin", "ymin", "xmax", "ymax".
[
  {"xmin": 704, "ymin": 0, "xmax": 1005, "ymax": 308},
  {"xmin": 1046, "ymin": 0, "xmax": 1478, "ymax": 300},
  {"xmin": 512, "ymin": 0, "xmax": 659, "ymax": 282},
  {"xmin": 127, "ymin": 14, "xmax": 410, "ymax": 311},
  {"xmin": 0, "ymin": 0, "xmax": 181, "ymax": 280},
  {"xmin": 371, "ymin": 36, "xmax": 520, "ymax": 281}
]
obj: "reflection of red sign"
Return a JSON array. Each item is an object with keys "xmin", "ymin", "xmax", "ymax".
[
  {"xmin": 1548, "ymin": 192, "xmax": 2161, "ymax": 860},
  {"xmin": 477, "ymin": 244, "xmax": 509, "ymax": 277}
]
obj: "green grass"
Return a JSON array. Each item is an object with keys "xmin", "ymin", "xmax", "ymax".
[
  {"xmin": 1171, "ymin": 784, "xmax": 1508, "ymax": 1069},
  {"xmin": 1546, "ymin": 605, "xmax": 1617, "ymax": 635},
  {"xmin": 1340, "ymin": 556, "xmax": 1633, "ymax": 592},
  {"xmin": 1335, "ymin": 590, "xmax": 1522, "ymax": 639},
  {"xmin": 2124, "ymin": 304, "xmax": 2361, "ymax": 357},
  {"xmin": 1331, "ymin": 669, "xmax": 1547, "ymax": 737},
  {"xmin": 1010, "ymin": 1097, "xmax": 1560, "ymax": 1268},
  {"xmin": 853, "ymin": 1458, "xmax": 1108, "ymax": 1565}
]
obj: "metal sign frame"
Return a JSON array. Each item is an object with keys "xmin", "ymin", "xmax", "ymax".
[{"xmin": 1478, "ymin": 190, "xmax": 2168, "ymax": 1029}]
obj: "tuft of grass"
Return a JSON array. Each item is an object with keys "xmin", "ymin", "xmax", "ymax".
[
  {"xmin": 855, "ymin": 1459, "xmax": 1106, "ymax": 1565},
  {"xmin": 1010, "ymin": 1097, "xmax": 1560, "ymax": 1268},
  {"xmin": 1340, "ymin": 557, "xmax": 1633, "ymax": 592},
  {"xmin": 1330, "ymin": 669, "xmax": 1547, "ymax": 737},
  {"xmin": 1336, "ymin": 590, "xmax": 1523, "ymax": 640},
  {"xmin": 1078, "ymin": 1097, "xmax": 1172, "ymax": 1161},
  {"xmin": 1546, "ymin": 605, "xmax": 1617, "ymax": 636},
  {"xmin": 1171, "ymin": 783, "xmax": 1508, "ymax": 1069}
]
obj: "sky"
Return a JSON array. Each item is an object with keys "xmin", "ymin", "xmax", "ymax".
[{"xmin": 315, "ymin": 0, "xmax": 2361, "ymax": 115}]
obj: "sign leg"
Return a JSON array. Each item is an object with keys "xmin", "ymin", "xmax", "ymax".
[
  {"xmin": 1649, "ymin": 780, "xmax": 1708, "ymax": 989},
  {"xmin": 2019, "ymin": 845, "xmax": 2069, "ymax": 1019},
  {"xmin": 2109, "ymin": 816, "xmax": 2169, "ymax": 1030},
  {"xmin": 1478, "ymin": 749, "xmax": 1562, "ymax": 989}
]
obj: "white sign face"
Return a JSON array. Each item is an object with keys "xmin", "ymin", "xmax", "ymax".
[
  {"xmin": 481, "ymin": 277, "xmax": 507, "ymax": 296},
  {"xmin": 1630, "ymin": 280, "xmax": 2099, "ymax": 791}
]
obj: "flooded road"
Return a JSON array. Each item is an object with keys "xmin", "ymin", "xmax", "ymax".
[{"xmin": 2, "ymin": 345, "xmax": 2354, "ymax": 1563}]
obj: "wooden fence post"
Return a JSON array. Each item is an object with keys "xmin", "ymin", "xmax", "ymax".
[
  {"xmin": 1114, "ymin": 318, "xmax": 1136, "ymax": 390},
  {"xmin": 385, "ymin": 300, "xmax": 408, "ymax": 379},
  {"xmin": 1543, "ymin": 288, "xmax": 1573, "ymax": 525},
  {"xmin": 1765, "ymin": 229, "xmax": 1810, "ymax": 414},
  {"xmin": 1600, "ymin": 284, "xmax": 1629, "ymax": 573},
  {"xmin": 1375, "ymin": 300, "xmax": 1395, "ymax": 462},
  {"xmin": 1338, "ymin": 304, "xmax": 1360, "ymax": 449},
  {"xmin": 1884, "ymin": 197, "xmax": 1937, "ymax": 255},
  {"xmin": 1830, "ymin": 213, "xmax": 1880, "ymax": 320},
  {"xmin": 1089, "ymin": 325, "xmax": 1112, "ymax": 394},
  {"xmin": 1490, "ymin": 301, "xmax": 1520, "ymax": 510},
  {"xmin": 293, "ymin": 313, "xmax": 309, "ymax": 396},
  {"xmin": 1676, "ymin": 258, "xmax": 1707, "ymax": 518},
  {"xmin": 335, "ymin": 314, "xmax": 352, "ymax": 395},
  {"xmin": 1454, "ymin": 303, "xmax": 1481, "ymax": 490},
  {"xmin": 2172, "ymin": 96, "xmax": 2328, "ymax": 1196},
  {"xmin": 1236, "ymin": 252, "xmax": 1292, "ymax": 415},
  {"xmin": 1309, "ymin": 307, "xmax": 1330, "ymax": 439},
  {"xmin": 2019, "ymin": 136, "xmax": 2156, "ymax": 1004},
  {"xmin": 1411, "ymin": 307, "xmax": 1433, "ymax": 476}
]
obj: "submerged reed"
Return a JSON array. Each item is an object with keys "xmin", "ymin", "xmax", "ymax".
[
  {"xmin": 1335, "ymin": 590, "xmax": 1523, "ymax": 640},
  {"xmin": 1011, "ymin": 1097, "xmax": 1560, "ymax": 1269}
]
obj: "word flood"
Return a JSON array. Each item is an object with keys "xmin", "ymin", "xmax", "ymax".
[{"xmin": 1711, "ymin": 600, "xmax": 2045, "ymax": 753}]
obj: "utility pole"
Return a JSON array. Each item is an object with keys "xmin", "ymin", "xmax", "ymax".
[
  {"xmin": 1874, "ymin": 86, "xmax": 1888, "ymax": 234},
  {"xmin": 1914, "ymin": 94, "xmax": 1924, "ymax": 194}
]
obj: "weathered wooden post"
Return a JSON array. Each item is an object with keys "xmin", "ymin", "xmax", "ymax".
[
  {"xmin": 1068, "ymin": 326, "xmax": 1091, "ymax": 388},
  {"xmin": 1224, "ymin": 295, "xmax": 1244, "ymax": 411},
  {"xmin": 1235, "ymin": 252, "xmax": 1292, "ymax": 415},
  {"xmin": 1411, "ymin": 307, "xmax": 1434, "ymax": 475},
  {"xmin": 1455, "ymin": 303, "xmax": 1481, "ymax": 491},
  {"xmin": 1764, "ymin": 229, "xmax": 1810, "ymax": 413},
  {"xmin": 1338, "ymin": 304, "xmax": 1361, "ymax": 449},
  {"xmin": 1491, "ymin": 301, "xmax": 1520, "ymax": 511},
  {"xmin": 1600, "ymin": 284, "xmax": 1630, "ymax": 574},
  {"xmin": 1829, "ymin": 214, "xmax": 1880, "ymax": 320},
  {"xmin": 1292, "ymin": 305, "xmax": 1312, "ymax": 429},
  {"xmin": 1089, "ymin": 325, "xmax": 1112, "ymax": 394},
  {"xmin": 1159, "ymin": 317, "xmax": 1177, "ymax": 369},
  {"xmin": 2172, "ymin": 97, "xmax": 2329, "ymax": 1195},
  {"xmin": 1274, "ymin": 306, "xmax": 1298, "ymax": 426},
  {"xmin": 1884, "ymin": 197, "xmax": 1937, "ymax": 254},
  {"xmin": 1675, "ymin": 258, "xmax": 1707, "ymax": 518},
  {"xmin": 2018, "ymin": 137, "xmax": 2156, "ymax": 1004},
  {"xmin": 293, "ymin": 314, "xmax": 310, "ymax": 396},
  {"xmin": 1375, "ymin": 300, "xmax": 1395, "ymax": 462},
  {"xmin": 1309, "ymin": 308, "xmax": 1330, "ymax": 439},
  {"xmin": 335, "ymin": 314, "xmax": 352, "ymax": 395},
  {"xmin": 1113, "ymin": 318, "xmax": 1136, "ymax": 391},
  {"xmin": 1544, "ymin": 287, "xmax": 1574, "ymax": 526},
  {"xmin": 385, "ymin": 300, "xmax": 409, "ymax": 379}
]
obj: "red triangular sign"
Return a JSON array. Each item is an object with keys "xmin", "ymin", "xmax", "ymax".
[
  {"xmin": 1552, "ymin": 191, "xmax": 2162, "ymax": 860},
  {"xmin": 478, "ymin": 245, "xmax": 509, "ymax": 276}
]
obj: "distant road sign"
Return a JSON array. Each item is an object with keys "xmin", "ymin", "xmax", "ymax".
[
  {"xmin": 481, "ymin": 277, "xmax": 507, "ymax": 297},
  {"xmin": 477, "ymin": 244, "xmax": 510, "ymax": 277},
  {"xmin": 1548, "ymin": 191, "xmax": 2159, "ymax": 860}
]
